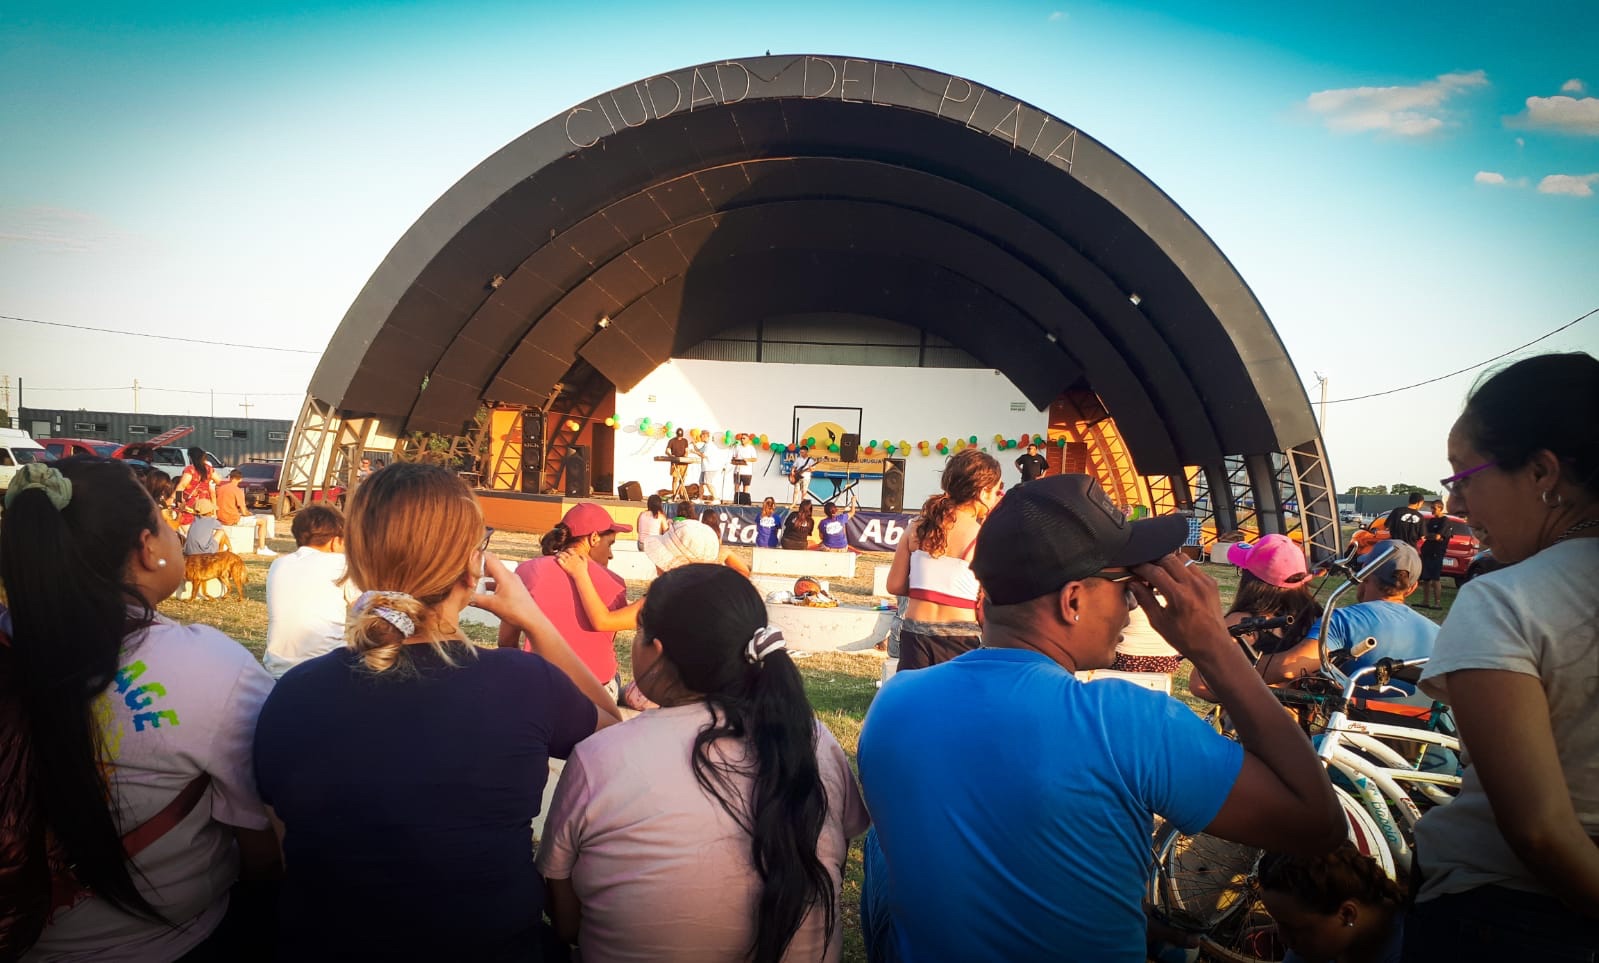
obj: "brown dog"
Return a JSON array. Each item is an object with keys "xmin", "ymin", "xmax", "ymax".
[{"xmin": 184, "ymin": 552, "xmax": 247, "ymax": 602}]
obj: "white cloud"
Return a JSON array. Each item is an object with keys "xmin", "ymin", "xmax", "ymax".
[
  {"xmin": 1305, "ymin": 70, "xmax": 1488, "ymax": 136},
  {"xmin": 1048, "ymin": 10, "xmax": 1066, "ymax": 21},
  {"xmin": 0, "ymin": 205, "xmax": 131, "ymax": 253},
  {"xmin": 1514, "ymin": 94, "xmax": 1599, "ymax": 135},
  {"xmin": 1474, "ymin": 171, "xmax": 1506, "ymax": 185},
  {"xmin": 1537, "ymin": 173, "xmax": 1599, "ymax": 196},
  {"xmin": 1561, "ymin": 78, "xmax": 1587, "ymax": 94}
]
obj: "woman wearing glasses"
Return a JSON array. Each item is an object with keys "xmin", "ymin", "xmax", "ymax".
[
  {"xmin": 1403, "ymin": 353, "xmax": 1599, "ymax": 961},
  {"xmin": 253, "ymin": 463, "xmax": 621, "ymax": 960},
  {"xmin": 884, "ymin": 448, "xmax": 1004, "ymax": 670}
]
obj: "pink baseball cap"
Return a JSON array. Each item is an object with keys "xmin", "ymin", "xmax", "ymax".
[
  {"xmin": 1226, "ymin": 534, "xmax": 1309, "ymax": 587},
  {"xmin": 561, "ymin": 502, "xmax": 632, "ymax": 538}
]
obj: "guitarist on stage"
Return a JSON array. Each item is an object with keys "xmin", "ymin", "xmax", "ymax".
[{"xmin": 788, "ymin": 444, "xmax": 817, "ymax": 502}]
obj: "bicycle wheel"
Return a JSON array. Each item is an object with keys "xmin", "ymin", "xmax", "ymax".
[{"xmin": 1151, "ymin": 790, "xmax": 1397, "ymax": 963}]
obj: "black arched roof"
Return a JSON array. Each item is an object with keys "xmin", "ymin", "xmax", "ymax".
[{"xmin": 310, "ymin": 54, "xmax": 1316, "ymax": 477}]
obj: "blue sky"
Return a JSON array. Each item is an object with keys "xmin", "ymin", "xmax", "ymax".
[{"xmin": 2, "ymin": 0, "xmax": 1595, "ymax": 488}]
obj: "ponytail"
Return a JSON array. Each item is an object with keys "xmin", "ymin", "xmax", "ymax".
[
  {"xmin": 346, "ymin": 590, "xmax": 470, "ymax": 676},
  {"xmin": 0, "ymin": 458, "xmax": 168, "ymax": 935},
  {"xmin": 1258, "ymin": 842, "xmax": 1405, "ymax": 914},
  {"xmin": 540, "ymin": 522, "xmax": 577, "ymax": 556},
  {"xmin": 641, "ymin": 566, "xmax": 835, "ymax": 963},
  {"xmin": 914, "ymin": 493, "xmax": 956, "ymax": 556}
]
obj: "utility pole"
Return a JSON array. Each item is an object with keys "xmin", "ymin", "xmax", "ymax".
[
  {"xmin": 1313, "ymin": 372, "xmax": 1329, "ymax": 433},
  {"xmin": 240, "ymin": 398, "xmax": 253, "ymax": 418},
  {"xmin": 132, "ymin": 379, "xmax": 140, "ymax": 414}
]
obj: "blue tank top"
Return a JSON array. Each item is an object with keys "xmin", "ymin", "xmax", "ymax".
[{"xmin": 819, "ymin": 516, "xmax": 849, "ymax": 548}]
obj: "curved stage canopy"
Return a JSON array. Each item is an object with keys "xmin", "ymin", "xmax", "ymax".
[{"xmin": 286, "ymin": 54, "xmax": 1340, "ymax": 557}]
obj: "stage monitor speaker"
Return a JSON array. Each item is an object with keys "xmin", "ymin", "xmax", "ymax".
[
  {"xmin": 839, "ymin": 433, "xmax": 860, "ymax": 463},
  {"xmin": 563, "ymin": 446, "xmax": 590, "ymax": 497},
  {"xmin": 881, "ymin": 457, "xmax": 906, "ymax": 513},
  {"xmin": 618, "ymin": 480, "xmax": 643, "ymax": 502}
]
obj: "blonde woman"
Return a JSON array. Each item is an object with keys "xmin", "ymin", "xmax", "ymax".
[
  {"xmin": 252, "ymin": 463, "xmax": 620, "ymax": 960},
  {"xmin": 885, "ymin": 448, "xmax": 1003, "ymax": 670}
]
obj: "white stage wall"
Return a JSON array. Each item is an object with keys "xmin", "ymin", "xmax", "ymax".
[{"xmin": 612, "ymin": 360, "xmax": 1050, "ymax": 508}]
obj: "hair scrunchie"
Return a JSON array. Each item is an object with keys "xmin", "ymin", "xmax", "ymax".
[
  {"xmin": 3, "ymin": 463, "xmax": 72, "ymax": 512},
  {"xmin": 355, "ymin": 590, "xmax": 418, "ymax": 639},
  {"xmin": 744, "ymin": 626, "xmax": 787, "ymax": 665}
]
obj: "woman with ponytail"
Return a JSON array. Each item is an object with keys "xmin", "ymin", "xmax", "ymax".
[
  {"xmin": 252, "ymin": 463, "xmax": 621, "ymax": 961},
  {"xmin": 538, "ymin": 564, "xmax": 869, "ymax": 962},
  {"xmin": 0, "ymin": 457, "xmax": 279, "ymax": 960},
  {"xmin": 884, "ymin": 447, "xmax": 1003, "ymax": 670},
  {"xmin": 1258, "ymin": 843, "xmax": 1405, "ymax": 963}
]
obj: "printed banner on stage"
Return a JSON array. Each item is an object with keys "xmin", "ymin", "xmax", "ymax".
[{"xmin": 708, "ymin": 505, "xmax": 913, "ymax": 553}]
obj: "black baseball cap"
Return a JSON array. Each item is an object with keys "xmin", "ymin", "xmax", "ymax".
[{"xmin": 971, "ymin": 474, "xmax": 1189, "ymax": 605}]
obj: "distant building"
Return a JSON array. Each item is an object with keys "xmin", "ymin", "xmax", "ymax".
[
  {"xmin": 1341, "ymin": 492, "xmax": 1408, "ymax": 518},
  {"xmin": 18, "ymin": 406, "xmax": 292, "ymax": 465}
]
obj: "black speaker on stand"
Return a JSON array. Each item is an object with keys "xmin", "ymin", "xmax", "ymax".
[
  {"xmin": 564, "ymin": 446, "xmax": 590, "ymax": 497},
  {"xmin": 881, "ymin": 457, "xmax": 906, "ymax": 513},
  {"xmin": 839, "ymin": 433, "xmax": 860, "ymax": 463},
  {"xmin": 618, "ymin": 481, "xmax": 643, "ymax": 502}
]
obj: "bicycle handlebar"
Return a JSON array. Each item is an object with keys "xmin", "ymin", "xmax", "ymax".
[
  {"xmin": 1228, "ymin": 614, "xmax": 1295, "ymax": 638},
  {"xmin": 1314, "ymin": 541, "xmax": 1399, "ymax": 679}
]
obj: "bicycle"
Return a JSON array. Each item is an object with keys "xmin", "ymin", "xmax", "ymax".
[{"xmin": 1148, "ymin": 542, "xmax": 1461, "ymax": 962}]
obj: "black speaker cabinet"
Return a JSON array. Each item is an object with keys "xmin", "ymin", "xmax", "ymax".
[
  {"xmin": 881, "ymin": 457, "xmax": 906, "ymax": 513},
  {"xmin": 519, "ymin": 411, "xmax": 544, "ymax": 494},
  {"xmin": 618, "ymin": 480, "xmax": 643, "ymax": 502},
  {"xmin": 564, "ymin": 446, "xmax": 590, "ymax": 497},
  {"xmin": 839, "ymin": 433, "xmax": 860, "ymax": 463}
]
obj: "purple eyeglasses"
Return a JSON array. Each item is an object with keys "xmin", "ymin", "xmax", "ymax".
[{"xmin": 1439, "ymin": 460, "xmax": 1495, "ymax": 496}]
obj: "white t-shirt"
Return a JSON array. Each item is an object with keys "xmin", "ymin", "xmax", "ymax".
[
  {"xmin": 1414, "ymin": 538, "xmax": 1599, "ymax": 901},
  {"xmin": 697, "ymin": 440, "xmax": 726, "ymax": 472},
  {"xmin": 734, "ymin": 444, "xmax": 758, "ymax": 473},
  {"xmin": 537, "ymin": 705, "xmax": 869, "ymax": 962},
  {"xmin": 264, "ymin": 547, "xmax": 359, "ymax": 679},
  {"xmin": 27, "ymin": 615, "xmax": 274, "ymax": 962}
]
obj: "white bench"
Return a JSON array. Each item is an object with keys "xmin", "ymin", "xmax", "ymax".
[
  {"xmin": 872, "ymin": 563, "xmax": 892, "ymax": 598},
  {"xmin": 763, "ymin": 600, "xmax": 893, "ymax": 652},
  {"xmin": 1073, "ymin": 669, "xmax": 1174, "ymax": 696},
  {"xmin": 751, "ymin": 547, "xmax": 856, "ymax": 578}
]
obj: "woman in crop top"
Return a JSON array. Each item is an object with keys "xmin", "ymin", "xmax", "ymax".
[{"xmin": 885, "ymin": 448, "xmax": 1003, "ymax": 671}]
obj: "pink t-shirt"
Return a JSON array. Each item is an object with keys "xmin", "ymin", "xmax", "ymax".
[
  {"xmin": 513, "ymin": 556, "xmax": 628, "ymax": 682},
  {"xmin": 537, "ymin": 704, "xmax": 870, "ymax": 962}
]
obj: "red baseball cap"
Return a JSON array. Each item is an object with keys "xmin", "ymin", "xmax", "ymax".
[{"xmin": 561, "ymin": 502, "xmax": 632, "ymax": 538}]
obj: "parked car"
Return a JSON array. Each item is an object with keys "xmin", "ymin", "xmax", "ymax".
[
  {"xmin": 232, "ymin": 460, "xmax": 344, "ymax": 514},
  {"xmin": 0, "ymin": 428, "xmax": 55, "ymax": 494},
  {"xmin": 1348, "ymin": 511, "xmax": 1480, "ymax": 586},
  {"xmin": 112, "ymin": 443, "xmax": 227, "ymax": 480},
  {"xmin": 1464, "ymin": 549, "xmax": 1507, "ymax": 583},
  {"xmin": 40, "ymin": 437, "xmax": 122, "ymax": 460}
]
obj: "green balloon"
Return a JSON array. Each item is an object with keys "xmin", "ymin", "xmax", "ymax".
[
  {"xmin": 806, "ymin": 436, "xmax": 816, "ymax": 447},
  {"xmin": 968, "ymin": 435, "xmax": 978, "ymax": 445},
  {"xmin": 869, "ymin": 439, "xmax": 878, "ymax": 448},
  {"xmin": 828, "ymin": 443, "xmax": 840, "ymax": 453},
  {"xmin": 773, "ymin": 443, "xmax": 786, "ymax": 453}
]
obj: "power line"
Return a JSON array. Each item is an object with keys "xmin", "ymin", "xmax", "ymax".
[
  {"xmin": 23, "ymin": 384, "xmax": 302, "ymax": 397},
  {"xmin": 0, "ymin": 313, "xmax": 322, "ymax": 355},
  {"xmin": 1322, "ymin": 307, "xmax": 1595, "ymax": 405}
]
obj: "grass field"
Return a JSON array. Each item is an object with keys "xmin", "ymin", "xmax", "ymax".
[{"xmin": 163, "ymin": 529, "xmax": 1460, "ymax": 962}]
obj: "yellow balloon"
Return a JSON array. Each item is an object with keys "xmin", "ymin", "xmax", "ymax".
[{"xmin": 900, "ymin": 440, "xmax": 910, "ymax": 452}]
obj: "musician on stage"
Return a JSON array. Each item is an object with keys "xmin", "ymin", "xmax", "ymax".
[
  {"xmin": 788, "ymin": 444, "xmax": 817, "ymax": 502},
  {"xmin": 664, "ymin": 428, "xmax": 690, "ymax": 499},
  {"xmin": 732, "ymin": 433, "xmax": 758, "ymax": 505},
  {"xmin": 693, "ymin": 430, "xmax": 726, "ymax": 504}
]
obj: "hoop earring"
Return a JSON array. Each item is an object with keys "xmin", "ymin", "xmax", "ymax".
[{"xmin": 1541, "ymin": 490, "xmax": 1563, "ymax": 507}]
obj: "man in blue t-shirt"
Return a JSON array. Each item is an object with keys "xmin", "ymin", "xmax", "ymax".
[
  {"xmin": 857, "ymin": 475, "xmax": 1345, "ymax": 962},
  {"xmin": 1263, "ymin": 541, "xmax": 1437, "ymax": 699}
]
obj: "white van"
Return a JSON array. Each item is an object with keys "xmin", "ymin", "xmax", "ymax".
[{"xmin": 0, "ymin": 428, "xmax": 55, "ymax": 494}]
